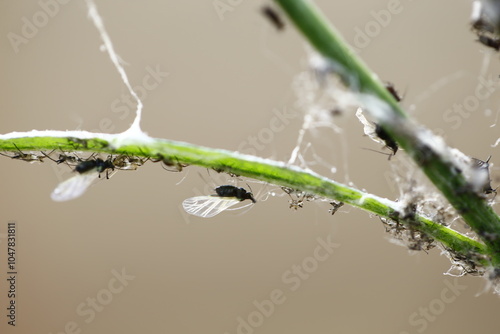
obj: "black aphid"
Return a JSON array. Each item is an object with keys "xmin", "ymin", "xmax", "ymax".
[
  {"xmin": 375, "ymin": 124, "xmax": 398, "ymax": 156},
  {"xmin": 385, "ymin": 82, "xmax": 402, "ymax": 102},
  {"xmin": 215, "ymin": 185, "xmax": 256, "ymax": 203},
  {"xmin": 261, "ymin": 5, "xmax": 285, "ymax": 31},
  {"xmin": 183, "ymin": 185, "xmax": 257, "ymax": 218},
  {"xmin": 75, "ymin": 157, "xmax": 114, "ymax": 178},
  {"xmin": 51, "ymin": 156, "xmax": 116, "ymax": 202}
]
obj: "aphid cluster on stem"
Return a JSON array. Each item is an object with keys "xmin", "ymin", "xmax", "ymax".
[
  {"xmin": 444, "ymin": 247, "xmax": 486, "ymax": 277},
  {"xmin": 44, "ymin": 149, "xmax": 186, "ymax": 201},
  {"xmin": 50, "ymin": 154, "xmax": 122, "ymax": 202},
  {"xmin": 1, "ymin": 146, "xmax": 193, "ymax": 201},
  {"xmin": 381, "ymin": 189, "xmax": 438, "ymax": 253},
  {"xmin": 380, "ymin": 216, "xmax": 436, "ymax": 252},
  {"xmin": 0, "ymin": 144, "xmax": 45, "ymax": 163}
]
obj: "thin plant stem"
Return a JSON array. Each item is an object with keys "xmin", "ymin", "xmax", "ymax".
[
  {"xmin": 0, "ymin": 133, "xmax": 490, "ymax": 265},
  {"xmin": 273, "ymin": 0, "xmax": 500, "ymax": 266}
]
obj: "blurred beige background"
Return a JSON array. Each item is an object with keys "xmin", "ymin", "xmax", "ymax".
[{"xmin": 1, "ymin": 1, "xmax": 500, "ymax": 333}]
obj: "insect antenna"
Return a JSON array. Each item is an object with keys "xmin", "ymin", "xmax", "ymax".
[{"xmin": 362, "ymin": 147, "xmax": 394, "ymax": 160}]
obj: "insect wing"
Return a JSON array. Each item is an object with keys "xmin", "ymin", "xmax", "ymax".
[
  {"xmin": 182, "ymin": 196, "xmax": 241, "ymax": 218},
  {"xmin": 51, "ymin": 171, "xmax": 99, "ymax": 202},
  {"xmin": 355, "ymin": 109, "xmax": 378, "ymax": 143}
]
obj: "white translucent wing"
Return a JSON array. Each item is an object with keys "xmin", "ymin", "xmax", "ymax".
[
  {"xmin": 182, "ymin": 196, "xmax": 241, "ymax": 218},
  {"xmin": 355, "ymin": 108, "xmax": 383, "ymax": 145},
  {"xmin": 51, "ymin": 171, "xmax": 99, "ymax": 202}
]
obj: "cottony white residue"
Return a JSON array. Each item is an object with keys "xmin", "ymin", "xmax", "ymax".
[
  {"xmin": 358, "ymin": 93, "xmax": 395, "ymax": 125},
  {"xmin": 415, "ymin": 127, "xmax": 448, "ymax": 158}
]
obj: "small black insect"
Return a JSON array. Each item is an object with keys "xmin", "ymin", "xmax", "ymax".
[
  {"xmin": 75, "ymin": 157, "xmax": 115, "ymax": 178},
  {"xmin": 261, "ymin": 5, "xmax": 285, "ymax": 31},
  {"xmin": 51, "ymin": 156, "xmax": 116, "ymax": 202},
  {"xmin": 215, "ymin": 185, "xmax": 256, "ymax": 203},
  {"xmin": 375, "ymin": 124, "xmax": 398, "ymax": 156},
  {"xmin": 183, "ymin": 185, "xmax": 256, "ymax": 218},
  {"xmin": 356, "ymin": 109, "xmax": 398, "ymax": 159},
  {"xmin": 478, "ymin": 35, "xmax": 500, "ymax": 51},
  {"xmin": 385, "ymin": 82, "xmax": 402, "ymax": 102}
]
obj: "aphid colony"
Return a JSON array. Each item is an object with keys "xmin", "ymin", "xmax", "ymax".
[
  {"xmin": 49, "ymin": 153, "xmax": 152, "ymax": 202},
  {"xmin": 1, "ymin": 144, "xmax": 494, "ymax": 219},
  {"xmin": 1, "ymin": 146, "xmax": 260, "ymax": 217},
  {"xmin": 0, "ymin": 147, "xmax": 186, "ymax": 202},
  {"xmin": 0, "ymin": 144, "xmax": 45, "ymax": 163}
]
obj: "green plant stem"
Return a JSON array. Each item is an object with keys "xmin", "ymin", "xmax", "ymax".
[
  {"xmin": 274, "ymin": 0, "xmax": 500, "ymax": 266},
  {"xmin": 0, "ymin": 134, "xmax": 489, "ymax": 264}
]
